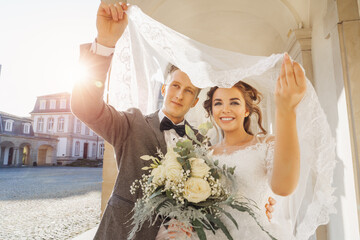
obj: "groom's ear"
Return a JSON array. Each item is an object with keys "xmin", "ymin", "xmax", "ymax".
[
  {"xmin": 161, "ymin": 84, "xmax": 166, "ymax": 97},
  {"xmin": 191, "ymin": 97, "xmax": 199, "ymax": 108}
]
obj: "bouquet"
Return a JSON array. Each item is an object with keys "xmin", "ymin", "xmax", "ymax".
[{"xmin": 128, "ymin": 122, "xmax": 276, "ymax": 240}]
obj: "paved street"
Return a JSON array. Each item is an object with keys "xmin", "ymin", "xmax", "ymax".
[{"xmin": 0, "ymin": 167, "xmax": 102, "ymax": 239}]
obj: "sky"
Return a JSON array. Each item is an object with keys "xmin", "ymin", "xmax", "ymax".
[{"xmin": 0, "ymin": 0, "xmax": 100, "ymax": 117}]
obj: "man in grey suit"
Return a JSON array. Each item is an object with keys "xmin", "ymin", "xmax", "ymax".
[{"xmin": 71, "ymin": 2, "xmax": 201, "ymax": 239}]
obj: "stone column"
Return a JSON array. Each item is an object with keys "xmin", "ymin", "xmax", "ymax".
[
  {"xmin": 30, "ymin": 147, "xmax": 38, "ymax": 166},
  {"xmin": 13, "ymin": 148, "xmax": 20, "ymax": 166},
  {"xmin": 285, "ymin": 28, "xmax": 314, "ymax": 84},
  {"xmin": 336, "ymin": 0, "xmax": 360, "ymax": 231},
  {"xmin": 3, "ymin": 147, "xmax": 9, "ymax": 166}
]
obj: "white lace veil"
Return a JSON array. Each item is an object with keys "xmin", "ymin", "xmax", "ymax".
[{"xmin": 108, "ymin": 6, "xmax": 337, "ymax": 240}]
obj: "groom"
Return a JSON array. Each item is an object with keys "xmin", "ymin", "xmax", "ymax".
[{"xmin": 71, "ymin": 2, "xmax": 202, "ymax": 239}]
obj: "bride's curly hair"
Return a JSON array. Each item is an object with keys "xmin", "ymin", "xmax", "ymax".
[{"xmin": 203, "ymin": 81, "xmax": 267, "ymax": 136}]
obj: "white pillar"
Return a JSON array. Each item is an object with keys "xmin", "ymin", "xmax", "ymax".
[{"xmin": 3, "ymin": 147, "xmax": 9, "ymax": 165}]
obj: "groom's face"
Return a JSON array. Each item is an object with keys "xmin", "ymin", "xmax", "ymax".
[{"xmin": 161, "ymin": 70, "xmax": 199, "ymax": 124}]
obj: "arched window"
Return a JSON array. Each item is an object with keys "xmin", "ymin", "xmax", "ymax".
[
  {"xmin": 99, "ymin": 143, "xmax": 104, "ymax": 157},
  {"xmin": 58, "ymin": 117, "xmax": 64, "ymax": 132},
  {"xmin": 23, "ymin": 123, "xmax": 31, "ymax": 134},
  {"xmin": 76, "ymin": 119, "xmax": 81, "ymax": 133},
  {"xmin": 4, "ymin": 120, "xmax": 14, "ymax": 132},
  {"xmin": 47, "ymin": 117, "xmax": 54, "ymax": 131},
  {"xmin": 60, "ymin": 99, "xmax": 67, "ymax": 109},
  {"xmin": 75, "ymin": 141, "xmax": 80, "ymax": 156},
  {"xmin": 85, "ymin": 126, "xmax": 90, "ymax": 135},
  {"xmin": 37, "ymin": 118, "xmax": 44, "ymax": 132}
]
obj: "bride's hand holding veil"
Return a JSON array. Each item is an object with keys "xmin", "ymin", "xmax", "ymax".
[
  {"xmin": 275, "ymin": 52, "xmax": 307, "ymax": 113},
  {"xmin": 96, "ymin": 1, "xmax": 129, "ymax": 47},
  {"xmin": 271, "ymin": 52, "xmax": 307, "ymax": 197}
]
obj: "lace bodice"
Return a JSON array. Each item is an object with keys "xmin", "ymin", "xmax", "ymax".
[{"xmin": 204, "ymin": 140, "xmax": 293, "ymax": 240}]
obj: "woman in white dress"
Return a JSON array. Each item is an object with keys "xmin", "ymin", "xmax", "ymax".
[
  {"xmin": 198, "ymin": 53, "xmax": 306, "ymax": 239},
  {"xmin": 158, "ymin": 53, "xmax": 307, "ymax": 240}
]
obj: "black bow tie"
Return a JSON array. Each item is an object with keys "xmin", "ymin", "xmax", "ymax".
[{"xmin": 160, "ymin": 117, "xmax": 186, "ymax": 137}]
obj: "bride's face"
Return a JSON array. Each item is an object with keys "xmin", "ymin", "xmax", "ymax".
[{"xmin": 212, "ymin": 87, "xmax": 249, "ymax": 133}]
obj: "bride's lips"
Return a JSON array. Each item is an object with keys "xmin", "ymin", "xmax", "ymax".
[{"xmin": 220, "ymin": 117, "xmax": 235, "ymax": 123}]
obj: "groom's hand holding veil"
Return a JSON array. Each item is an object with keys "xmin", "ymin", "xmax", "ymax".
[{"xmin": 96, "ymin": 1, "xmax": 128, "ymax": 48}]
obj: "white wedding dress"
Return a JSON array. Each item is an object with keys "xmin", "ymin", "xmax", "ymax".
[{"xmin": 203, "ymin": 137, "xmax": 293, "ymax": 240}]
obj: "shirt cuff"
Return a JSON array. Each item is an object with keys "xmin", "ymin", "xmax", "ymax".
[{"xmin": 90, "ymin": 40, "xmax": 115, "ymax": 57}]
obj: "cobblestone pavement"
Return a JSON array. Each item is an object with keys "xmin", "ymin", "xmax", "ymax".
[{"xmin": 0, "ymin": 167, "xmax": 102, "ymax": 239}]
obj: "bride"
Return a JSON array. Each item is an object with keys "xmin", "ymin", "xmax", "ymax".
[
  {"xmin": 161, "ymin": 54, "xmax": 306, "ymax": 240},
  {"xmin": 201, "ymin": 54, "xmax": 306, "ymax": 239}
]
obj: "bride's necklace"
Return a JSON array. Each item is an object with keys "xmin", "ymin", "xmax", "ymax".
[{"xmin": 220, "ymin": 134, "xmax": 254, "ymax": 154}]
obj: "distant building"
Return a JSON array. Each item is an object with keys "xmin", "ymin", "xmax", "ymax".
[
  {"xmin": 0, "ymin": 111, "xmax": 58, "ymax": 166},
  {"xmin": 30, "ymin": 92, "xmax": 104, "ymax": 165}
]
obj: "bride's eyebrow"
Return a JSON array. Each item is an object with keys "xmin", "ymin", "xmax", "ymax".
[
  {"xmin": 230, "ymin": 98, "xmax": 241, "ymax": 101},
  {"xmin": 213, "ymin": 98, "xmax": 222, "ymax": 102}
]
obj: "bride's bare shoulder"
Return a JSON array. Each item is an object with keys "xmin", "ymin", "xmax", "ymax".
[{"xmin": 256, "ymin": 134, "xmax": 275, "ymax": 144}]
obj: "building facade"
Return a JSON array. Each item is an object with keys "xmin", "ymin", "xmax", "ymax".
[
  {"xmin": 30, "ymin": 92, "xmax": 104, "ymax": 165},
  {"xmin": 0, "ymin": 111, "xmax": 58, "ymax": 166}
]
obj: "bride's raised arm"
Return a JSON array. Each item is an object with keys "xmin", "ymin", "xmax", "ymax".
[{"xmin": 270, "ymin": 53, "xmax": 307, "ymax": 196}]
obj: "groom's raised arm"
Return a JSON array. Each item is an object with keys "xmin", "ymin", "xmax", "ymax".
[{"xmin": 71, "ymin": 1, "xmax": 130, "ymax": 146}]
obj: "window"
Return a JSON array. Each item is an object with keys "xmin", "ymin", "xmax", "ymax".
[
  {"xmin": 39, "ymin": 100, "xmax": 46, "ymax": 110},
  {"xmin": 4, "ymin": 120, "xmax": 14, "ymax": 132},
  {"xmin": 75, "ymin": 141, "xmax": 80, "ymax": 156},
  {"xmin": 37, "ymin": 118, "xmax": 44, "ymax": 132},
  {"xmin": 76, "ymin": 119, "xmax": 81, "ymax": 133},
  {"xmin": 58, "ymin": 117, "xmax": 64, "ymax": 132},
  {"xmin": 85, "ymin": 126, "xmax": 90, "ymax": 135},
  {"xmin": 92, "ymin": 143, "xmax": 96, "ymax": 157},
  {"xmin": 60, "ymin": 99, "xmax": 66, "ymax": 109},
  {"xmin": 99, "ymin": 143, "xmax": 104, "ymax": 157},
  {"xmin": 50, "ymin": 99, "xmax": 56, "ymax": 109},
  {"xmin": 23, "ymin": 123, "xmax": 31, "ymax": 134},
  {"xmin": 47, "ymin": 117, "xmax": 54, "ymax": 131}
]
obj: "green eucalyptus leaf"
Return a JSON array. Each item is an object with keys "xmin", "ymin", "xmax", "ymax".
[
  {"xmin": 185, "ymin": 125, "xmax": 196, "ymax": 140},
  {"xmin": 198, "ymin": 121, "xmax": 213, "ymax": 136},
  {"xmin": 206, "ymin": 214, "xmax": 233, "ymax": 240},
  {"xmin": 216, "ymin": 208, "xmax": 238, "ymax": 230},
  {"xmin": 147, "ymin": 176, "xmax": 154, "ymax": 184},
  {"xmin": 192, "ymin": 219, "xmax": 207, "ymax": 240},
  {"xmin": 149, "ymin": 189, "xmax": 163, "ymax": 199}
]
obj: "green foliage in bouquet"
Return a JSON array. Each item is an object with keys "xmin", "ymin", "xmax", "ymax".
[{"xmin": 128, "ymin": 122, "xmax": 276, "ymax": 240}]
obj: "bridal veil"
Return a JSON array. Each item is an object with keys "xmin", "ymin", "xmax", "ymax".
[{"xmin": 108, "ymin": 6, "xmax": 337, "ymax": 240}]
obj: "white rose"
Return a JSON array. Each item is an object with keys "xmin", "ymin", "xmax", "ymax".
[
  {"xmin": 183, "ymin": 177, "xmax": 211, "ymax": 203},
  {"xmin": 189, "ymin": 157, "xmax": 210, "ymax": 178},
  {"xmin": 163, "ymin": 148, "xmax": 183, "ymax": 182},
  {"xmin": 151, "ymin": 165, "xmax": 165, "ymax": 185}
]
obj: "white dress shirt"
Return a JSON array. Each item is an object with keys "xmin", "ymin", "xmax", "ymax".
[{"xmin": 90, "ymin": 40, "xmax": 115, "ymax": 56}]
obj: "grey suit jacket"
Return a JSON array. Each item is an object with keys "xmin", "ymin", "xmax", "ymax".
[{"xmin": 71, "ymin": 44, "xmax": 201, "ymax": 240}]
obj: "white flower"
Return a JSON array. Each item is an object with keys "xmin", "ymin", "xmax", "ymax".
[
  {"xmin": 183, "ymin": 177, "xmax": 211, "ymax": 203},
  {"xmin": 151, "ymin": 165, "xmax": 165, "ymax": 185},
  {"xmin": 189, "ymin": 157, "xmax": 210, "ymax": 178},
  {"xmin": 163, "ymin": 148, "xmax": 183, "ymax": 182}
]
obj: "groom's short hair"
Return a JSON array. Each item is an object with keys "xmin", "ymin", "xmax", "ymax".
[{"xmin": 165, "ymin": 64, "xmax": 201, "ymax": 98}]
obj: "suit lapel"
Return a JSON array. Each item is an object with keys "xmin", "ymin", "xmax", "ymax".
[{"xmin": 146, "ymin": 110, "xmax": 167, "ymax": 154}]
